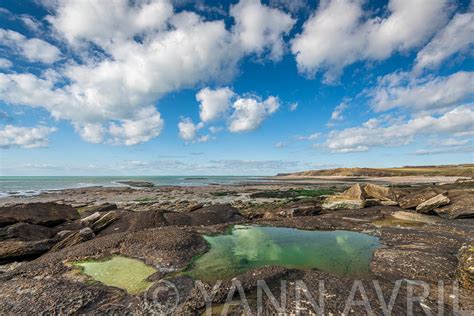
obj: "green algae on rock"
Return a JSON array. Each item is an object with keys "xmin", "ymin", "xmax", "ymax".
[
  {"xmin": 74, "ymin": 256, "xmax": 157, "ymax": 294},
  {"xmin": 187, "ymin": 225, "xmax": 380, "ymax": 282}
]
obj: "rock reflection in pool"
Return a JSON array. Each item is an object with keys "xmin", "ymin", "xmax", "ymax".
[
  {"xmin": 74, "ymin": 256, "xmax": 157, "ymax": 294},
  {"xmin": 188, "ymin": 225, "xmax": 380, "ymax": 282}
]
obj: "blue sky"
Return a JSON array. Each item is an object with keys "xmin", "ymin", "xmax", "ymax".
[{"xmin": 0, "ymin": 0, "xmax": 473, "ymax": 175}]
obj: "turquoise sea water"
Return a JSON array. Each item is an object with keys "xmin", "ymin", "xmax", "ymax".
[{"xmin": 0, "ymin": 176, "xmax": 263, "ymax": 197}]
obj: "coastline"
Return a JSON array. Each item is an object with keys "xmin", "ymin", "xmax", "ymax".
[{"xmin": 0, "ymin": 175, "xmax": 472, "ymax": 314}]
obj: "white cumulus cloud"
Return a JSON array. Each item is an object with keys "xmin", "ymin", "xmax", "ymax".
[
  {"xmin": 231, "ymin": 0, "xmax": 295, "ymax": 60},
  {"xmin": 0, "ymin": 28, "xmax": 61, "ymax": 64},
  {"xmin": 0, "ymin": 125, "xmax": 56, "ymax": 148},
  {"xmin": 229, "ymin": 96, "xmax": 280, "ymax": 132},
  {"xmin": 178, "ymin": 118, "xmax": 204, "ymax": 142},
  {"xmin": 414, "ymin": 11, "xmax": 474, "ymax": 72},
  {"xmin": 196, "ymin": 87, "xmax": 235, "ymax": 123},
  {"xmin": 326, "ymin": 106, "xmax": 474, "ymax": 152},
  {"xmin": 0, "ymin": 0, "xmax": 293, "ymax": 146},
  {"xmin": 291, "ymin": 0, "xmax": 451, "ymax": 82},
  {"xmin": 371, "ymin": 71, "xmax": 474, "ymax": 113}
]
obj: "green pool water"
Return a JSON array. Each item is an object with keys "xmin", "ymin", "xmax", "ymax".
[
  {"xmin": 187, "ymin": 225, "xmax": 380, "ymax": 282},
  {"xmin": 74, "ymin": 256, "xmax": 157, "ymax": 294}
]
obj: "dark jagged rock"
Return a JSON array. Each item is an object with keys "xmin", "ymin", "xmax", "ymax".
[
  {"xmin": 0, "ymin": 239, "xmax": 55, "ymax": 263},
  {"xmin": 91, "ymin": 211, "xmax": 118, "ymax": 233},
  {"xmin": 51, "ymin": 228, "xmax": 95, "ymax": 252},
  {"xmin": 0, "ymin": 223, "xmax": 53, "ymax": 242},
  {"xmin": 0, "ymin": 203, "xmax": 79, "ymax": 227},
  {"xmin": 117, "ymin": 180, "xmax": 154, "ymax": 188},
  {"xmin": 187, "ymin": 204, "xmax": 243, "ymax": 225},
  {"xmin": 97, "ymin": 210, "xmax": 169, "ymax": 235}
]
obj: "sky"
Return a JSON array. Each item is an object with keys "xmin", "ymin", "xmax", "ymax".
[{"xmin": 0, "ymin": 0, "xmax": 473, "ymax": 176}]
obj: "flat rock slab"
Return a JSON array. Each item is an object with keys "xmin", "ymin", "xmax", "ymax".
[
  {"xmin": 370, "ymin": 248, "xmax": 457, "ymax": 283},
  {"xmin": 435, "ymin": 193, "xmax": 474, "ymax": 219},
  {"xmin": 0, "ymin": 203, "xmax": 79, "ymax": 227},
  {"xmin": 398, "ymin": 188, "xmax": 442, "ymax": 209},
  {"xmin": 416, "ymin": 194, "xmax": 449, "ymax": 213}
]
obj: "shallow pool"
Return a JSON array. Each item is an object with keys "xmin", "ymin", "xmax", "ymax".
[
  {"xmin": 74, "ymin": 256, "xmax": 157, "ymax": 294},
  {"xmin": 187, "ymin": 225, "xmax": 380, "ymax": 282}
]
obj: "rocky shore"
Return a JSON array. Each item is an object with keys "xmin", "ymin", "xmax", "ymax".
[{"xmin": 0, "ymin": 178, "xmax": 472, "ymax": 314}]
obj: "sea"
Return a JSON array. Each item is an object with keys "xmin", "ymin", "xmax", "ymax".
[{"xmin": 0, "ymin": 176, "xmax": 266, "ymax": 198}]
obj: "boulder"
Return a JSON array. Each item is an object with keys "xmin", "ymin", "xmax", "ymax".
[
  {"xmin": 341, "ymin": 184, "xmax": 367, "ymax": 200},
  {"xmin": 97, "ymin": 210, "xmax": 169, "ymax": 235},
  {"xmin": 50, "ymin": 228, "xmax": 95, "ymax": 251},
  {"xmin": 434, "ymin": 193, "xmax": 474, "ymax": 219},
  {"xmin": 0, "ymin": 223, "xmax": 53, "ymax": 242},
  {"xmin": 188, "ymin": 204, "xmax": 243, "ymax": 225},
  {"xmin": 0, "ymin": 239, "xmax": 55, "ymax": 263},
  {"xmin": 363, "ymin": 183, "xmax": 400, "ymax": 202},
  {"xmin": 322, "ymin": 197, "xmax": 366, "ymax": 210},
  {"xmin": 415, "ymin": 194, "xmax": 450, "ymax": 214},
  {"xmin": 398, "ymin": 188, "xmax": 441, "ymax": 209},
  {"xmin": 0, "ymin": 203, "xmax": 79, "ymax": 227},
  {"xmin": 322, "ymin": 184, "xmax": 367, "ymax": 210},
  {"xmin": 91, "ymin": 211, "xmax": 118, "ymax": 233},
  {"xmin": 457, "ymin": 243, "xmax": 474, "ymax": 291}
]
